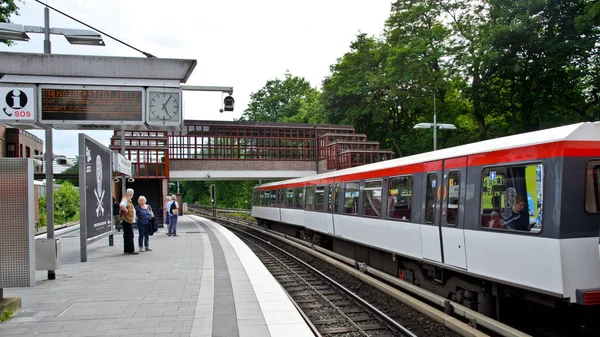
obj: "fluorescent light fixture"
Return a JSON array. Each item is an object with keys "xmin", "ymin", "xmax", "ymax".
[
  {"xmin": 0, "ymin": 23, "xmax": 30, "ymax": 41},
  {"xmin": 413, "ymin": 123, "xmax": 432, "ymax": 129},
  {"xmin": 0, "ymin": 23, "xmax": 104, "ymax": 46}
]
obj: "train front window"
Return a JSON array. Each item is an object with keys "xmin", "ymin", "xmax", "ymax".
[
  {"xmin": 585, "ymin": 161, "xmax": 600, "ymax": 213},
  {"xmin": 480, "ymin": 163, "xmax": 544, "ymax": 232},
  {"xmin": 363, "ymin": 180, "xmax": 382, "ymax": 218}
]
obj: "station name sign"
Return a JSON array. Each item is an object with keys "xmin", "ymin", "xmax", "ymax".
[{"xmin": 39, "ymin": 85, "xmax": 145, "ymax": 126}]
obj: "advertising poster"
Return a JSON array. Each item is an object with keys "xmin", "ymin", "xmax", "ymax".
[{"xmin": 83, "ymin": 138, "xmax": 112, "ymax": 239}]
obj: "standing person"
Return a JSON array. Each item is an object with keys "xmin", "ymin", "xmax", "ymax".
[
  {"xmin": 164, "ymin": 196, "xmax": 173, "ymax": 235},
  {"xmin": 168, "ymin": 195, "xmax": 179, "ymax": 237},
  {"xmin": 112, "ymin": 198, "xmax": 121, "ymax": 232},
  {"xmin": 135, "ymin": 196, "xmax": 154, "ymax": 252},
  {"xmin": 119, "ymin": 188, "xmax": 138, "ymax": 255}
]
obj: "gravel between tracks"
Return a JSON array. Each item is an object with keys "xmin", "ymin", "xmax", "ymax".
[{"xmin": 242, "ymin": 228, "xmax": 461, "ymax": 337}]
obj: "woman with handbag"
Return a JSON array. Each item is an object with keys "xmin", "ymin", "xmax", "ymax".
[{"xmin": 135, "ymin": 196, "xmax": 154, "ymax": 252}]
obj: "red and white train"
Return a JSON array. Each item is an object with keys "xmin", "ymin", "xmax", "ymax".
[{"xmin": 252, "ymin": 122, "xmax": 600, "ymax": 326}]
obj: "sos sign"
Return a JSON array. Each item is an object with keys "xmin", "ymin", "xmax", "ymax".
[{"xmin": 0, "ymin": 85, "xmax": 36, "ymax": 123}]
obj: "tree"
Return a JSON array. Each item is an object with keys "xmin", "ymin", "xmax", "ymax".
[
  {"xmin": 239, "ymin": 72, "xmax": 323, "ymax": 123},
  {"xmin": 38, "ymin": 182, "xmax": 80, "ymax": 226},
  {"xmin": 55, "ymin": 159, "xmax": 80, "ymax": 187},
  {"xmin": 485, "ymin": 0, "xmax": 600, "ymax": 132},
  {"xmin": 0, "ymin": 0, "xmax": 22, "ymax": 46}
]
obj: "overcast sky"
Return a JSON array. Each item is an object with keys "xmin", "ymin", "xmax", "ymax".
[{"xmin": 0, "ymin": 0, "xmax": 391, "ymax": 158}]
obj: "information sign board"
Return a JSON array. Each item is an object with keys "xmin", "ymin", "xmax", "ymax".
[
  {"xmin": 113, "ymin": 152, "xmax": 132, "ymax": 176},
  {"xmin": 0, "ymin": 83, "xmax": 37, "ymax": 123},
  {"xmin": 39, "ymin": 85, "xmax": 145, "ymax": 126}
]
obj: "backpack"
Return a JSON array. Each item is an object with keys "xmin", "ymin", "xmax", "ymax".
[{"xmin": 170, "ymin": 201, "xmax": 179, "ymax": 215}]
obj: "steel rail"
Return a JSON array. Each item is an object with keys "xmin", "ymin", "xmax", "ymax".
[{"xmin": 229, "ymin": 223, "xmax": 418, "ymax": 337}]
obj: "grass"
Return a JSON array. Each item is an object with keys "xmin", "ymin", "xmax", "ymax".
[
  {"xmin": 228, "ymin": 212, "xmax": 255, "ymax": 222},
  {"xmin": 0, "ymin": 309, "xmax": 14, "ymax": 322}
]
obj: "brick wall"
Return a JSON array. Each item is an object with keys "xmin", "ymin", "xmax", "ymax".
[{"xmin": 0, "ymin": 124, "xmax": 6, "ymax": 158}]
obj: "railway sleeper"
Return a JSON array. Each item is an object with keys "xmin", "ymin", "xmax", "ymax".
[{"xmin": 312, "ymin": 315, "xmax": 373, "ymax": 324}]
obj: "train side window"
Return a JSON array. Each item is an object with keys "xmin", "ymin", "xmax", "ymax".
[
  {"xmin": 294, "ymin": 188, "xmax": 304, "ymax": 209},
  {"xmin": 344, "ymin": 182, "xmax": 360, "ymax": 215},
  {"xmin": 271, "ymin": 190, "xmax": 277, "ymax": 207},
  {"xmin": 363, "ymin": 180, "xmax": 382, "ymax": 218},
  {"xmin": 387, "ymin": 176, "xmax": 413, "ymax": 221},
  {"xmin": 480, "ymin": 163, "xmax": 544, "ymax": 232},
  {"xmin": 277, "ymin": 189, "xmax": 283, "ymax": 207},
  {"xmin": 315, "ymin": 186, "xmax": 325, "ymax": 211},
  {"xmin": 305, "ymin": 186, "xmax": 316, "ymax": 210},
  {"xmin": 585, "ymin": 161, "xmax": 600, "ymax": 213},
  {"xmin": 425, "ymin": 174, "xmax": 437, "ymax": 223},
  {"xmin": 446, "ymin": 171, "xmax": 460, "ymax": 226},
  {"xmin": 285, "ymin": 188, "xmax": 294, "ymax": 208}
]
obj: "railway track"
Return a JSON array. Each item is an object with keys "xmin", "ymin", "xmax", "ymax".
[{"xmin": 233, "ymin": 227, "xmax": 417, "ymax": 337}]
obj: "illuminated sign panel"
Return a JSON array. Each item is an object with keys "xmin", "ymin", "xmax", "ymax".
[{"xmin": 39, "ymin": 85, "xmax": 145, "ymax": 125}]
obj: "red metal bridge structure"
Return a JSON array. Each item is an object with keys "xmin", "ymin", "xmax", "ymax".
[{"xmin": 109, "ymin": 120, "xmax": 392, "ymax": 221}]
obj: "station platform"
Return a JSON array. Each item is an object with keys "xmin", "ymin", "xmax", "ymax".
[{"xmin": 0, "ymin": 216, "xmax": 314, "ymax": 337}]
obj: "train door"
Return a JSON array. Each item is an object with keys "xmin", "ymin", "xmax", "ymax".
[
  {"xmin": 440, "ymin": 157, "xmax": 467, "ymax": 269},
  {"xmin": 330, "ymin": 181, "xmax": 340, "ymax": 235},
  {"xmin": 420, "ymin": 161, "xmax": 444, "ymax": 263}
]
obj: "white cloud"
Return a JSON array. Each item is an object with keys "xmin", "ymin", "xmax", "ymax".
[{"xmin": 1, "ymin": 0, "xmax": 391, "ymax": 157}]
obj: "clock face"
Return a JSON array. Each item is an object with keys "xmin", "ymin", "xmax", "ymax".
[{"xmin": 149, "ymin": 92, "xmax": 179, "ymax": 121}]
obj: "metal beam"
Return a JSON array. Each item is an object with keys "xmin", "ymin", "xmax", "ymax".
[
  {"xmin": 0, "ymin": 52, "xmax": 197, "ymax": 83},
  {"xmin": 180, "ymin": 85, "xmax": 233, "ymax": 93}
]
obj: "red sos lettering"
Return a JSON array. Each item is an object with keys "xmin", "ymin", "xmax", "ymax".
[{"xmin": 14, "ymin": 111, "xmax": 31, "ymax": 118}]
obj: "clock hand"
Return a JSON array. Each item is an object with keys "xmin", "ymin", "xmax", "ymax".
[{"xmin": 165, "ymin": 96, "xmax": 172, "ymax": 104}]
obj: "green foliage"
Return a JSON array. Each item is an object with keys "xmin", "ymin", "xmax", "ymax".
[
  {"xmin": 180, "ymin": 180, "xmax": 260, "ymax": 209},
  {"xmin": 1, "ymin": 309, "xmax": 14, "ymax": 322},
  {"xmin": 0, "ymin": 0, "xmax": 22, "ymax": 46},
  {"xmin": 320, "ymin": 0, "xmax": 600, "ymax": 156},
  {"xmin": 182, "ymin": 0, "xmax": 600, "ymax": 205},
  {"xmin": 228, "ymin": 212, "xmax": 255, "ymax": 222},
  {"xmin": 55, "ymin": 159, "xmax": 79, "ymax": 187},
  {"xmin": 38, "ymin": 182, "xmax": 80, "ymax": 227},
  {"xmin": 239, "ymin": 71, "xmax": 324, "ymax": 123}
]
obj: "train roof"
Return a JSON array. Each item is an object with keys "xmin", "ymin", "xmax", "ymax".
[{"xmin": 257, "ymin": 122, "xmax": 600, "ymax": 189}]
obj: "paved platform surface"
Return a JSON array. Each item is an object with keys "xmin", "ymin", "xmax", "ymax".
[{"xmin": 0, "ymin": 216, "xmax": 314, "ymax": 337}]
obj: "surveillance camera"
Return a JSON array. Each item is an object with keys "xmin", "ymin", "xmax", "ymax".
[
  {"xmin": 219, "ymin": 108, "xmax": 224, "ymax": 113},
  {"xmin": 223, "ymin": 95, "xmax": 235, "ymax": 112},
  {"xmin": 33, "ymin": 159, "xmax": 43, "ymax": 167},
  {"xmin": 114, "ymin": 177, "xmax": 120, "ymax": 182},
  {"xmin": 127, "ymin": 177, "xmax": 135, "ymax": 183},
  {"xmin": 56, "ymin": 158, "xmax": 74, "ymax": 166}
]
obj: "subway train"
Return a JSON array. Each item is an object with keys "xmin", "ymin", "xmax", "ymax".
[{"xmin": 251, "ymin": 122, "xmax": 600, "ymax": 326}]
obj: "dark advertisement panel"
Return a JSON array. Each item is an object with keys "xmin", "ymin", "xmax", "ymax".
[
  {"xmin": 40, "ymin": 86, "xmax": 144, "ymax": 122},
  {"xmin": 82, "ymin": 137, "xmax": 112, "ymax": 239}
]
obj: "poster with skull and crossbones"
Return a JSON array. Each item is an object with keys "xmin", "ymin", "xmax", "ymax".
[{"xmin": 83, "ymin": 137, "xmax": 112, "ymax": 239}]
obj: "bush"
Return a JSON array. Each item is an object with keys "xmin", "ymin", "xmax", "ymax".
[{"xmin": 38, "ymin": 182, "xmax": 80, "ymax": 227}]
